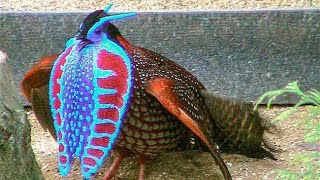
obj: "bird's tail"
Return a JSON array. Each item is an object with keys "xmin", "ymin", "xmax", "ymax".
[{"xmin": 200, "ymin": 90, "xmax": 277, "ymax": 158}]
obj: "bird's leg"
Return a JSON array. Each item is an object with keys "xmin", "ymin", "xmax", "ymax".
[
  {"xmin": 103, "ymin": 154, "xmax": 126, "ymax": 180},
  {"xmin": 138, "ymin": 156, "xmax": 146, "ymax": 180}
]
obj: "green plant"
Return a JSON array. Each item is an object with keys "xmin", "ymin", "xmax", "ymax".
[{"xmin": 254, "ymin": 81, "xmax": 320, "ymax": 180}]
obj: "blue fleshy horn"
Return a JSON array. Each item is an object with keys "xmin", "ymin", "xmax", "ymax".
[
  {"xmin": 104, "ymin": 3, "xmax": 113, "ymax": 13},
  {"xmin": 86, "ymin": 4, "xmax": 136, "ymax": 37}
]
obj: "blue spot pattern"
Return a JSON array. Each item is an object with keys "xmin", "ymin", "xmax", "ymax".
[
  {"xmin": 49, "ymin": 4, "xmax": 136, "ymax": 179},
  {"xmin": 49, "ymin": 38, "xmax": 133, "ymax": 179}
]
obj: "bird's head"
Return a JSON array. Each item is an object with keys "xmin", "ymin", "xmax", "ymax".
[{"xmin": 66, "ymin": 4, "xmax": 135, "ymax": 50}]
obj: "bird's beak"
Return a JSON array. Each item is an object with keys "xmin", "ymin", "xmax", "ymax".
[{"xmin": 75, "ymin": 32, "xmax": 93, "ymax": 51}]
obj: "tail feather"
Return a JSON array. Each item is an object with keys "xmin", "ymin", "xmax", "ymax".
[{"xmin": 200, "ymin": 90, "xmax": 276, "ymax": 158}]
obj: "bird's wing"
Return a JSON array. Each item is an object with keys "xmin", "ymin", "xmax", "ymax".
[
  {"xmin": 20, "ymin": 54, "xmax": 58, "ymax": 138},
  {"xmin": 145, "ymin": 77, "xmax": 232, "ymax": 180}
]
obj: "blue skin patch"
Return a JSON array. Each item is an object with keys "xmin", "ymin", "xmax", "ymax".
[
  {"xmin": 80, "ymin": 32, "xmax": 133, "ymax": 179},
  {"xmin": 49, "ymin": 4, "xmax": 136, "ymax": 179}
]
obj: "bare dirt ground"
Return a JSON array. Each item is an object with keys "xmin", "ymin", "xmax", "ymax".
[
  {"xmin": 3, "ymin": 0, "xmax": 319, "ymax": 179},
  {"xmin": 28, "ymin": 106, "xmax": 320, "ymax": 179}
]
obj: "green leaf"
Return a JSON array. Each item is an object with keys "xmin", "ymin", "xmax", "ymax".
[{"xmin": 255, "ymin": 81, "xmax": 320, "ymax": 180}]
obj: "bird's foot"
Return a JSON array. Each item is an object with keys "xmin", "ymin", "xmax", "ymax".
[
  {"xmin": 103, "ymin": 155, "xmax": 126, "ymax": 180},
  {"xmin": 138, "ymin": 156, "xmax": 146, "ymax": 180}
]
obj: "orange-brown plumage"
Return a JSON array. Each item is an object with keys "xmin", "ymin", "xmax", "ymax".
[{"xmin": 20, "ymin": 54, "xmax": 58, "ymax": 102}]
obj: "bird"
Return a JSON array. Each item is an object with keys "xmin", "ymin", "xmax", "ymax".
[{"xmin": 20, "ymin": 4, "xmax": 274, "ymax": 180}]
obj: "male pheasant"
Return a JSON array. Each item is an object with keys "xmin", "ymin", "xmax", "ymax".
[{"xmin": 20, "ymin": 4, "xmax": 274, "ymax": 180}]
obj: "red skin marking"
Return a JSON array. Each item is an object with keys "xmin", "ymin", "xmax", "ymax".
[
  {"xmin": 87, "ymin": 149, "xmax": 104, "ymax": 159},
  {"xmin": 97, "ymin": 108, "xmax": 119, "ymax": 122},
  {"xmin": 59, "ymin": 144, "xmax": 64, "ymax": 152},
  {"xmin": 52, "ymin": 47, "xmax": 71, "ymax": 97},
  {"xmin": 91, "ymin": 137, "xmax": 110, "ymax": 147},
  {"xmin": 52, "ymin": 48, "xmax": 72, "ymax": 147},
  {"xmin": 94, "ymin": 50, "xmax": 131, "ymax": 138},
  {"xmin": 59, "ymin": 155, "xmax": 67, "ymax": 164},
  {"xmin": 97, "ymin": 77, "xmax": 128, "ymax": 95},
  {"xmin": 58, "ymin": 132, "xmax": 62, "ymax": 140},
  {"xmin": 97, "ymin": 50, "xmax": 128, "ymax": 96},
  {"xmin": 98, "ymin": 94, "xmax": 124, "ymax": 107},
  {"xmin": 97, "ymin": 50, "xmax": 128, "ymax": 73},
  {"xmin": 54, "ymin": 98, "xmax": 61, "ymax": 109},
  {"xmin": 52, "ymin": 75, "xmax": 61, "ymax": 95},
  {"xmin": 56, "ymin": 113, "xmax": 62, "ymax": 126},
  {"xmin": 94, "ymin": 123, "xmax": 116, "ymax": 134},
  {"xmin": 51, "ymin": 48, "xmax": 72, "ymax": 155},
  {"xmin": 83, "ymin": 157, "xmax": 97, "ymax": 167}
]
